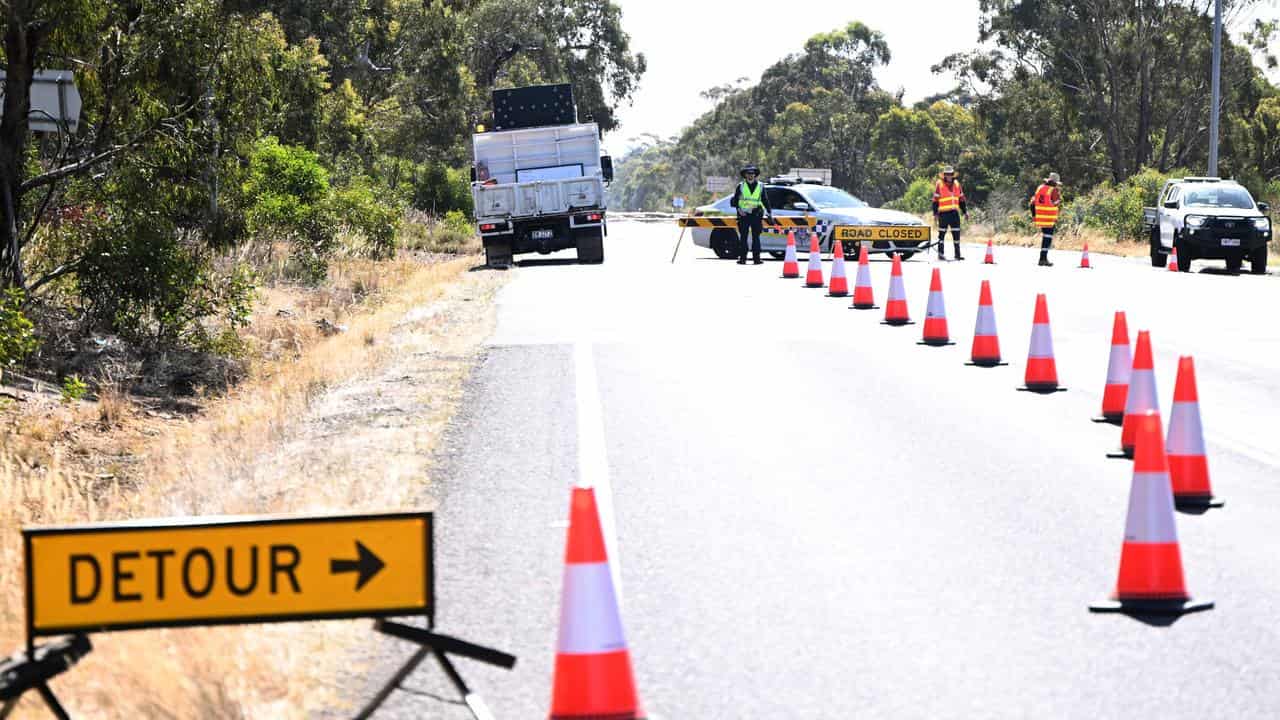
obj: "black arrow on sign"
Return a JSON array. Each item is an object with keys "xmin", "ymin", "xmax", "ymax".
[{"xmin": 330, "ymin": 541, "xmax": 386, "ymax": 590}]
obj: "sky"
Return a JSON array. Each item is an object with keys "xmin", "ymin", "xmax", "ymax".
[{"xmin": 609, "ymin": 0, "xmax": 1280, "ymax": 152}]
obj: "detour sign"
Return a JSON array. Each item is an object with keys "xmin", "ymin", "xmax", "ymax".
[{"xmin": 23, "ymin": 512, "xmax": 432, "ymax": 636}]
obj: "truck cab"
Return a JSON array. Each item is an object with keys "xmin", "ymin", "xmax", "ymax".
[{"xmin": 1143, "ymin": 177, "xmax": 1271, "ymax": 274}]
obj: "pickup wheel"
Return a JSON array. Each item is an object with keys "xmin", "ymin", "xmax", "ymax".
[
  {"xmin": 896, "ymin": 251, "xmax": 916, "ymax": 261},
  {"xmin": 1175, "ymin": 235, "xmax": 1193, "ymax": 272},
  {"xmin": 1149, "ymin": 228, "xmax": 1166, "ymax": 267},
  {"xmin": 1226, "ymin": 254, "xmax": 1244, "ymax": 273},
  {"xmin": 1250, "ymin": 246, "xmax": 1268, "ymax": 275},
  {"xmin": 768, "ymin": 251, "xmax": 785, "ymax": 260},
  {"xmin": 484, "ymin": 238, "xmax": 513, "ymax": 269},
  {"xmin": 575, "ymin": 227, "xmax": 604, "ymax": 264},
  {"xmin": 711, "ymin": 229, "xmax": 739, "ymax": 259}
]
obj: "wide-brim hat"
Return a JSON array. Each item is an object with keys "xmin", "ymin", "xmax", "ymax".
[
  {"xmin": 740, "ymin": 164, "xmax": 761, "ymax": 178},
  {"xmin": 1046, "ymin": 172, "xmax": 1061, "ymax": 184},
  {"xmin": 941, "ymin": 165, "xmax": 956, "ymax": 176}
]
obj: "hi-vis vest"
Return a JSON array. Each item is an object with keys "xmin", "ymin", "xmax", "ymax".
[
  {"xmin": 934, "ymin": 180, "xmax": 964, "ymax": 213},
  {"xmin": 1032, "ymin": 184, "xmax": 1060, "ymax": 228},
  {"xmin": 738, "ymin": 181, "xmax": 763, "ymax": 212}
]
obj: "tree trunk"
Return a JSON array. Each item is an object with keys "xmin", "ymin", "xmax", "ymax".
[{"xmin": 0, "ymin": 3, "xmax": 43, "ymax": 289}]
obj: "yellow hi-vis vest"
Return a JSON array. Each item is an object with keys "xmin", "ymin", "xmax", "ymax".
[
  {"xmin": 738, "ymin": 181, "xmax": 763, "ymax": 211},
  {"xmin": 1032, "ymin": 184, "xmax": 1060, "ymax": 228},
  {"xmin": 934, "ymin": 180, "xmax": 963, "ymax": 213}
]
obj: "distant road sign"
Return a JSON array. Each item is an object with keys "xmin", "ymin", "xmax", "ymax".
[
  {"xmin": 24, "ymin": 512, "xmax": 432, "ymax": 636},
  {"xmin": 0, "ymin": 70, "xmax": 82, "ymax": 133},
  {"xmin": 673, "ymin": 196, "xmax": 686, "ymax": 209},
  {"xmin": 788, "ymin": 168, "xmax": 832, "ymax": 185},
  {"xmin": 705, "ymin": 176, "xmax": 733, "ymax": 194}
]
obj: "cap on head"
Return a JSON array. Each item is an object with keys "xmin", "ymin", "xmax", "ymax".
[
  {"xmin": 1047, "ymin": 172, "xmax": 1061, "ymax": 184},
  {"xmin": 942, "ymin": 165, "xmax": 956, "ymax": 176},
  {"xmin": 741, "ymin": 163, "xmax": 760, "ymax": 179}
]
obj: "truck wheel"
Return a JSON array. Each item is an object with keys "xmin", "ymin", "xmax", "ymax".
[
  {"xmin": 576, "ymin": 227, "xmax": 604, "ymax": 264},
  {"xmin": 1149, "ymin": 228, "xmax": 1166, "ymax": 267},
  {"xmin": 1175, "ymin": 236, "xmax": 1193, "ymax": 272},
  {"xmin": 484, "ymin": 239, "xmax": 513, "ymax": 269},
  {"xmin": 711, "ymin": 229, "xmax": 739, "ymax": 259},
  {"xmin": 896, "ymin": 251, "xmax": 916, "ymax": 261},
  {"xmin": 768, "ymin": 251, "xmax": 785, "ymax": 260},
  {"xmin": 1250, "ymin": 246, "xmax": 1268, "ymax": 275},
  {"xmin": 1226, "ymin": 254, "xmax": 1243, "ymax": 273}
]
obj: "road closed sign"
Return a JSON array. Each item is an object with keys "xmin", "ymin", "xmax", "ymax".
[
  {"xmin": 23, "ymin": 512, "xmax": 432, "ymax": 636},
  {"xmin": 834, "ymin": 225, "xmax": 931, "ymax": 243}
]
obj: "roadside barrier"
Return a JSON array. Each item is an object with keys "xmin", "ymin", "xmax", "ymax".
[
  {"xmin": 881, "ymin": 254, "xmax": 911, "ymax": 325},
  {"xmin": 1167, "ymin": 357, "xmax": 1224, "ymax": 510},
  {"xmin": 851, "ymin": 243, "xmax": 877, "ymax": 309},
  {"xmin": 1089, "ymin": 411, "xmax": 1213, "ymax": 615},
  {"xmin": 827, "ymin": 241, "xmax": 849, "ymax": 297},
  {"xmin": 984, "ymin": 238, "xmax": 995, "ymax": 265},
  {"xmin": 1117, "ymin": 330, "xmax": 1159, "ymax": 458},
  {"xmin": 1020, "ymin": 294, "xmax": 1063, "ymax": 392},
  {"xmin": 1080, "ymin": 242, "xmax": 1092, "ymax": 269},
  {"xmin": 967, "ymin": 281, "xmax": 1004, "ymax": 366},
  {"xmin": 782, "ymin": 230, "xmax": 800, "ymax": 278},
  {"xmin": 919, "ymin": 268, "xmax": 953, "ymax": 346},
  {"xmin": 550, "ymin": 487, "xmax": 644, "ymax": 720},
  {"xmin": 804, "ymin": 234, "xmax": 825, "ymax": 288},
  {"xmin": 676, "ymin": 216, "xmax": 817, "ymax": 228},
  {"xmin": 1095, "ymin": 312, "xmax": 1132, "ymax": 424}
]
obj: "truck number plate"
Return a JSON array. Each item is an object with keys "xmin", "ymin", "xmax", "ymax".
[
  {"xmin": 532, "ymin": 229, "xmax": 554, "ymax": 240},
  {"xmin": 1221, "ymin": 238, "xmax": 1241, "ymax": 247}
]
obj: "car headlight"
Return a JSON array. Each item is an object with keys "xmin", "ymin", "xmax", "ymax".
[
  {"xmin": 1253, "ymin": 217, "xmax": 1271, "ymax": 232},
  {"xmin": 1185, "ymin": 215, "xmax": 1206, "ymax": 229}
]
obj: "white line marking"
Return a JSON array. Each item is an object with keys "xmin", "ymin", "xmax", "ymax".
[{"xmin": 574, "ymin": 342, "xmax": 623, "ymax": 600}]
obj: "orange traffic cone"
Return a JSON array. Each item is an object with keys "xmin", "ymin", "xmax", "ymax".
[
  {"xmin": 1118, "ymin": 330, "xmax": 1159, "ymax": 458},
  {"xmin": 1020, "ymin": 294, "xmax": 1062, "ymax": 392},
  {"xmin": 967, "ymin": 280, "xmax": 1004, "ymax": 366},
  {"xmin": 1090, "ymin": 411, "xmax": 1213, "ymax": 615},
  {"xmin": 850, "ymin": 242, "xmax": 877, "ymax": 309},
  {"xmin": 827, "ymin": 240, "xmax": 849, "ymax": 297},
  {"xmin": 1167, "ymin": 357, "xmax": 1224, "ymax": 509},
  {"xmin": 1080, "ymin": 242, "xmax": 1092, "ymax": 268},
  {"xmin": 1168, "ymin": 246, "xmax": 1179, "ymax": 272},
  {"xmin": 781, "ymin": 230, "xmax": 800, "ymax": 279},
  {"xmin": 549, "ymin": 487, "xmax": 644, "ymax": 719},
  {"xmin": 1093, "ymin": 312, "xmax": 1131, "ymax": 425},
  {"xmin": 804, "ymin": 234, "xmax": 824, "ymax": 288},
  {"xmin": 919, "ymin": 268, "xmax": 952, "ymax": 346},
  {"xmin": 983, "ymin": 237, "xmax": 995, "ymax": 265},
  {"xmin": 881, "ymin": 254, "xmax": 911, "ymax": 325}
]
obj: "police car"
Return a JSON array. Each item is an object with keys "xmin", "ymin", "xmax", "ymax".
[{"xmin": 690, "ymin": 176, "xmax": 933, "ymax": 259}]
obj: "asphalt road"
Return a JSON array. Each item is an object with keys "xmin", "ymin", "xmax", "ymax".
[{"xmin": 355, "ymin": 221, "xmax": 1280, "ymax": 719}]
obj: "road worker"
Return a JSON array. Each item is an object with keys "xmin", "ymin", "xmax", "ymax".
[
  {"xmin": 931, "ymin": 165, "xmax": 968, "ymax": 260},
  {"xmin": 731, "ymin": 164, "xmax": 773, "ymax": 265},
  {"xmin": 1030, "ymin": 172, "xmax": 1063, "ymax": 266}
]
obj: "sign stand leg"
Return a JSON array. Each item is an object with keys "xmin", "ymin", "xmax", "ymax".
[
  {"xmin": 352, "ymin": 646, "xmax": 432, "ymax": 720},
  {"xmin": 35, "ymin": 684, "xmax": 71, "ymax": 720}
]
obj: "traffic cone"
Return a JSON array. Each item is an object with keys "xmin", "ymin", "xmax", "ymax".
[
  {"xmin": 1020, "ymin": 294, "xmax": 1062, "ymax": 392},
  {"xmin": 919, "ymin": 267, "xmax": 953, "ymax": 346},
  {"xmin": 1167, "ymin": 357, "xmax": 1224, "ymax": 509},
  {"xmin": 827, "ymin": 240, "xmax": 849, "ymax": 297},
  {"xmin": 881, "ymin": 253, "xmax": 911, "ymax": 325},
  {"xmin": 1168, "ymin": 246, "xmax": 1179, "ymax": 272},
  {"xmin": 549, "ymin": 487, "xmax": 644, "ymax": 719},
  {"xmin": 1094, "ymin": 312, "xmax": 1131, "ymax": 425},
  {"xmin": 967, "ymin": 280, "xmax": 1004, "ymax": 366},
  {"xmin": 983, "ymin": 237, "xmax": 995, "ymax": 265},
  {"xmin": 850, "ymin": 242, "xmax": 877, "ymax": 309},
  {"xmin": 1090, "ymin": 411, "xmax": 1213, "ymax": 615},
  {"xmin": 804, "ymin": 234, "xmax": 824, "ymax": 288},
  {"xmin": 1118, "ymin": 330, "xmax": 1159, "ymax": 458},
  {"xmin": 781, "ymin": 230, "xmax": 800, "ymax": 279},
  {"xmin": 1080, "ymin": 242, "xmax": 1092, "ymax": 269}
]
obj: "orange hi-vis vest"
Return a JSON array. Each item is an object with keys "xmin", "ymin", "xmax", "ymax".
[
  {"xmin": 1032, "ymin": 184, "xmax": 1061, "ymax": 228},
  {"xmin": 934, "ymin": 180, "xmax": 965, "ymax": 213}
]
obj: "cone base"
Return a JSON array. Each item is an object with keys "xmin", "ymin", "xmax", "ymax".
[
  {"xmin": 1092, "ymin": 414, "xmax": 1123, "ymax": 425},
  {"xmin": 850, "ymin": 303, "xmax": 879, "ymax": 310},
  {"xmin": 918, "ymin": 339, "xmax": 955, "ymax": 346},
  {"xmin": 1089, "ymin": 597, "xmax": 1214, "ymax": 615},
  {"xmin": 881, "ymin": 319, "xmax": 914, "ymax": 326},
  {"xmin": 805, "ymin": 282, "xmax": 825, "ymax": 289},
  {"xmin": 827, "ymin": 290, "xmax": 849, "ymax": 298},
  {"xmin": 1174, "ymin": 494, "xmax": 1225, "ymax": 510},
  {"xmin": 965, "ymin": 359, "xmax": 1007, "ymax": 367},
  {"xmin": 782, "ymin": 272, "xmax": 800, "ymax": 279},
  {"xmin": 1018, "ymin": 384, "xmax": 1067, "ymax": 394}
]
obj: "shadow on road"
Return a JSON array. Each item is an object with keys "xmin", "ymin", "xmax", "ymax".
[{"xmin": 515, "ymin": 258, "xmax": 580, "ymax": 268}]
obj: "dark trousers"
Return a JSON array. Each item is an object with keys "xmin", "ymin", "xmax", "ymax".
[
  {"xmin": 1039, "ymin": 226, "xmax": 1055, "ymax": 259},
  {"xmin": 737, "ymin": 213, "xmax": 763, "ymax": 261},
  {"xmin": 936, "ymin": 211, "xmax": 962, "ymax": 257}
]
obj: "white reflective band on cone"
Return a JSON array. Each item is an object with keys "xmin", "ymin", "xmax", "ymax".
[
  {"xmin": 887, "ymin": 275, "xmax": 905, "ymax": 301},
  {"xmin": 1124, "ymin": 472, "xmax": 1180, "ymax": 543},
  {"xmin": 807, "ymin": 250, "xmax": 822, "ymax": 272},
  {"xmin": 855, "ymin": 264, "xmax": 871, "ymax": 287},
  {"xmin": 1124, "ymin": 369, "xmax": 1159, "ymax": 415},
  {"xmin": 1167, "ymin": 402, "xmax": 1207, "ymax": 454},
  {"xmin": 1106, "ymin": 344, "xmax": 1133, "ymax": 384},
  {"xmin": 1027, "ymin": 323, "xmax": 1054, "ymax": 359},
  {"xmin": 557, "ymin": 563, "xmax": 628, "ymax": 654},
  {"xmin": 974, "ymin": 306, "xmax": 997, "ymax": 336},
  {"xmin": 784, "ymin": 243, "xmax": 797, "ymax": 263},
  {"xmin": 925, "ymin": 291, "xmax": 945, "ymax": 319}
]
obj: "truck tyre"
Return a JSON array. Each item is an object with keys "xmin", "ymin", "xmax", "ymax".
[
  {"xmin": 576, "ymin": 227, "xmax": 604, "ymax": 264},
  {"xmin": 1249, "ymin": 246, "xmax": 1267, "ymax": 275},
  {"xmin": 1149, "ymin": 228, "xmax": 1166, "ymax": 267},
  {"xmin": 711, "ymin": 229, "xmax": 739, "ymax": 259},
  {"xmin": 1175, "ymin": 235, "xmax": 1192, "ymax": 272},
  {"xmin": 769, "ymin": 251, "xmax": 785, "ymax": 260},
  {"xmin": 484, "ymin": 239, "xmax": 513, "ymax": 269},
  {"xmin": 1226, "ymin": 254, "xmax": 1243, "ymax": 273}
]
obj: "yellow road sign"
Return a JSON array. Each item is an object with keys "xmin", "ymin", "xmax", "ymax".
[
  {"xmin": 833, "ymin": 225, "xmax": 931, "ymax": 243},
  {"xmin": 23, "ymin": 512, "xmax": 432, "ymax": 636}
]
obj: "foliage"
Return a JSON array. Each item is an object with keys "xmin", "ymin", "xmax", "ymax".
[
  {"xmin": 884, "ymin": 177, "xmax": 937, "ymax": 214},
  {"xmin": 398, "ymin": 209, "xmax": 478, "ymax": 254},
  {"xmin": 60, "ymin": 375, "xmax": 88, "ymax": 403},
  {"xmin": 0, "ymin": 289, "xmax": 37, "ymax": 369},
  {"xmin": 411, "ymin": 162, "xmax": 474, "ymax": 217}
]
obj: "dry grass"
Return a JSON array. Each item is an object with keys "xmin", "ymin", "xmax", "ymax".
[
  {"xmin": 968, "ymin": 222, "xmax": 1149, "ymax": 257},
  {"xmin": 1, "ymin": 253, "xmax": 494, "ymax": 718}
]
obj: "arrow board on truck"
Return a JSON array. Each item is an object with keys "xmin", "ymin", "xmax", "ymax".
[{"xmin": 23, "ymin": 512, "xmax": 432, "ymax": 637}]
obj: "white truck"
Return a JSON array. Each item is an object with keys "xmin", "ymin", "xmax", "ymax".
[
  {"xmin": 470, "ymin": 85, "xmax": 612, "ymax": 267},
  {"xmin": 1142, "ymin": 177, "xmax": 1271, "ymax": 274}
]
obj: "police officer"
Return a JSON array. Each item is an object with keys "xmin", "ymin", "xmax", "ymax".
[
  {"xmin": 731, "ymin": 164, "xmax": 773, "ymax": 265},
  {"xmin": 931, "ymin": 165, "xmax": 968, "ymax": 260},
  {"xmin": 1030, "ymin": 172, "xmax": 1063, "ymax": 266}
]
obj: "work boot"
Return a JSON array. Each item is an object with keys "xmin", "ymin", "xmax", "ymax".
[
  {"xmin": 1038, "ymin": 256, "xmax": 1053, "ymax": 267},
  {"xmin": 954, "ymin": 244, "xmax": 965, "ymax": 261},
  {"xmin": 736, "ymin": 259, "xmax": 746, "ymax": 265},
  {"xmin": 753, "ymin": 258, "xmax": 763, "ymax": 265}
]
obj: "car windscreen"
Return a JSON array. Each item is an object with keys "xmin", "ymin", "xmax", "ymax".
[
  {"xmin": 1182, "ymin": 187, "xmax": 1255, "ymax": 209},
  {"xmin": 801, "ymin": 187, "xmax": 868, "ymax": 209}
]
